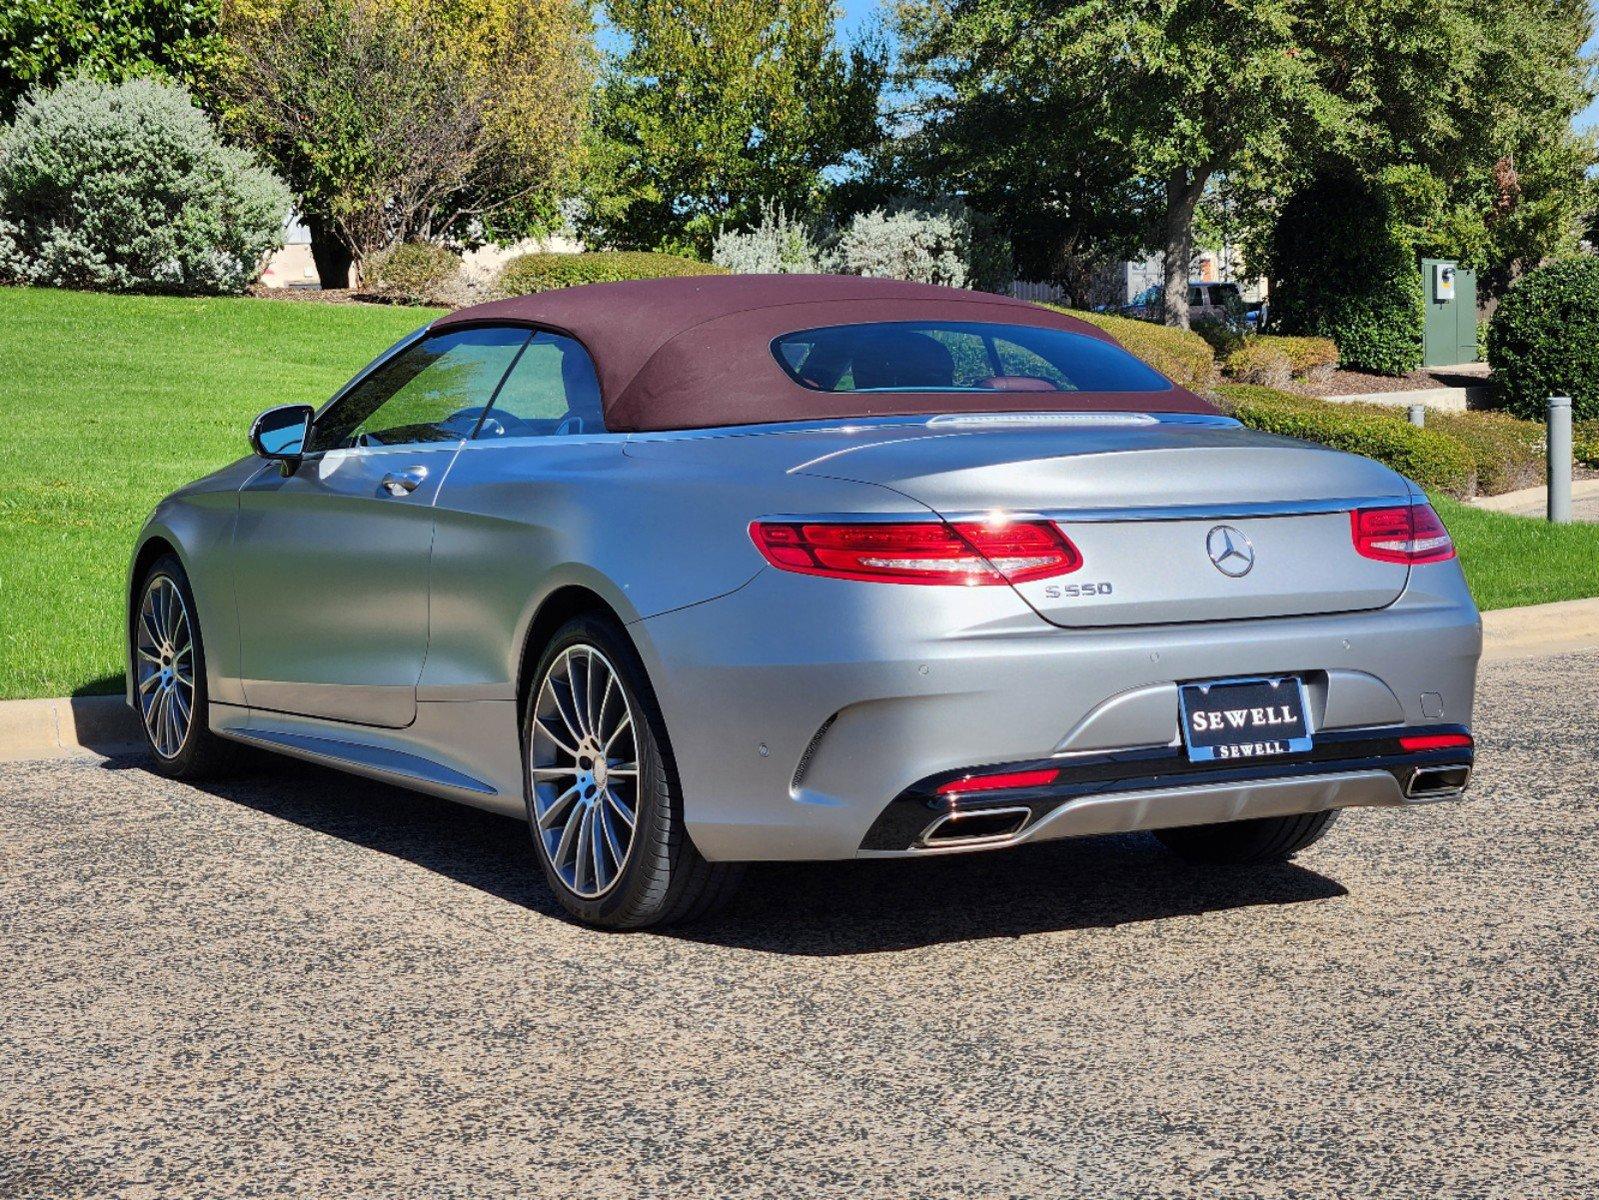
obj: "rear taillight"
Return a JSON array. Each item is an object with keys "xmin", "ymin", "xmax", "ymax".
[
  {"xmin": 749, "ymin": 519, "xmax": 1082, "ymax": 585},
  {"xmin": 1350, "ymin": 504, "xmax": 1456, "ymax": 564}
]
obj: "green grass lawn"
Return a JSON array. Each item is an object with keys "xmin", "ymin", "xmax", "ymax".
[
  {"xmin": 1430, "ymin": 496, "xmax": 1599, "ymax": 612},
  {"xmin": 0, "ymin": 287, "xmax": 442, "ymax": 700},
  {"xmin": 0, "ymin": 286, "xmax": 1596, "ymax": 700}
]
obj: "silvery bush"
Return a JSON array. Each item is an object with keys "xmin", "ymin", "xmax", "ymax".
[
  {"xmin": 0, "ymin": 78, "xmax": 291, "ymax": 294},
  {"xmin": 712, "ymin": 202, "xmax": 838, "ymax": 274},
  {"xmin": 837, "ymin": 201, "xmax": 1012, "ymax": 292}
]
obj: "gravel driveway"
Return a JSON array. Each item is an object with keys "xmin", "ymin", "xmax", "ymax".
[{"xmin": 3, "ymin": 653, "xmax": 1596, "ymax": 1199}]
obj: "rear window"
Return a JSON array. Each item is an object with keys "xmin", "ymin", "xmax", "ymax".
[{"xmin": 771, "ymin": 321, "xmax": 1172, "ymax": 395}]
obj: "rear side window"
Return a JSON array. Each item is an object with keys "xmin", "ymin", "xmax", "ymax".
[
  {"xmin": 477, "ymin": 332, "xmax": 605, "ymax": 437},
  {"xmin": 771, "ymin": 321, "xmax": 1172, "ymax": 395}
]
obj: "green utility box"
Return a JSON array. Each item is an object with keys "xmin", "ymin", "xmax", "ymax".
[{"xmin": 1421, "ymin": 258, "xmax": 1478, "ymax": 367}]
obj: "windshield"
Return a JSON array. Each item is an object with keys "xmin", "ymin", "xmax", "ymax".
[{"xmin": 771, "ymin": 321, "xmax": 1173, "ymax": 395}]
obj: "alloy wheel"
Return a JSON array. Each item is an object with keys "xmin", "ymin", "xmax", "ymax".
[
  {"xmin": 529, "ymin": 645, "xmax": 641, "ymax": 900},
  {"xmin": 135, "ymin": 575, "xmax": 195, "ymax": 759}
]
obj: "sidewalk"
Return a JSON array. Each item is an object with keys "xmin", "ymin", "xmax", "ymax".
[{"xmin": 1469, "ymin": 478, "xmax": 1599, "ymax": 523}]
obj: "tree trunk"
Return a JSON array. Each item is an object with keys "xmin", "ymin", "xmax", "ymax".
[
  {"xmin": 1162, "ymin": 167, "xmax": 1210, "ymax": 329},
  {"xmin": 306, "ymin": 216, "xmax": 354, "ymax": 291}
]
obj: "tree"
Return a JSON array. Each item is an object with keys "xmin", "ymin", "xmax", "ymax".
[
  {"xmin": 894, "ymin": 7, "xmax": 1152, "ymax": 307},
  {"xmin": 1293, "ymin": 0, "xmax": 1597, "ymax": 301},
  {"xmin": 219, "ymin": 0, "xmax": 591, "ymax": 285},
  {"xmin": 902, "ymin": 0, "xmax": 1595, "ymax": 325},
  {"xmin": 0, "ymin": 0, "xmax": 223, "ymax": 116},
  {"xmin": 901, "ymin": 0, "xmax": 1327, "ymax": 328},
  {"xmin": 584, "ymin": 0, "xmax": 885, "ymax": 255}
]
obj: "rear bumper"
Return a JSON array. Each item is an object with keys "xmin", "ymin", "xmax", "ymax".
[
  {"xmin": 860, "ymin": 725, "xmax": 1473, "ymax": 855},
  {"xmin": 631, "ymin": 562, "xmax": 1482, "ymax": 862}
]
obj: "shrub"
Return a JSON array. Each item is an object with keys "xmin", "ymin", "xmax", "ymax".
[
  {"xmin": 494, "ymin": 250, "xmax": 727, "ymax": 296},
  {"xmin": 365, "ymin": 242, "xmax": 462, "ymax": 305},
  {"xmin": 1486, "ymin": 257, "xmax": 1599, "ymax": 421},
  {"xmin": 837, "ymin": 200, "xmax": 1012, "ymax": 292},
  {"xmin": 1425, "ymin": 409, "xmax": 1545, "ymax": 495},
  {"xmin": 1190, "ymin": 314, "xmax": 1248, "ymax": 357},
  {"xmin": 1217, "ymin": 384, "xmax": 1476, "ymax": 498},
  {"xmin": 1575, "ymin": 419, "xmax": 1599, "ymax": 468},
  {"xmin": 1223, "ymin": 340, "xmax": 1293, "ymax": 388},
  {"xmin": 712, "ymin": 201, "xmax": 836, "ymax": 274},
  {"xmin": 1270, "ymin": 335, "xmax": 1339, "ymax": 382},
  {"xmin": 1268, "ymin": 170, "xmax": 1424, "ymax": 376},
  {"xmin": 0, "ymin": 77, "xmax": 289, "ymax": 294},
  {"xmin": 1048, "ymin": 306, "xmax": 1217, "ymax": 394}
]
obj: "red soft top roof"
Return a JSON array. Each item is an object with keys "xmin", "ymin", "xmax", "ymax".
[{"xmin": 432, "ymin": 274, "xmax": 1216, "ymax": 431}]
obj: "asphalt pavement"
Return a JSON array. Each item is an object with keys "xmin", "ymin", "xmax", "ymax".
[{"xmin": 2, "ymin": 652, "xmax": 1596, "ymax": 1198}]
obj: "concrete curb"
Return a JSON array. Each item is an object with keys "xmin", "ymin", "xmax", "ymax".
[
  {"xmin": 1479, "ymin": 596, "xmax": 1599, "ymax": 662},
  {"xmin": 0, "ymin": 695, "xmax": 143, "ymax": 762},
  {"xmin": 4, "ymin": 598, "xmax": 1598, "ymax": 763},
  {"xmin": 1469, "ymin": 478, "xmax": 1599, "ymax": 516}
]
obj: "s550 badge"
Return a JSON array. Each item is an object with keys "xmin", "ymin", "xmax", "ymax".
[{"xmin": 1041, "ymin": 582, "xmax": 1114, "ymax": 599}]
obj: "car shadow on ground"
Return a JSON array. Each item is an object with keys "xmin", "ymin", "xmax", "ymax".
[{"xmin": 104, "ymin": 753, "xmax": 1349, "ymax": 956}]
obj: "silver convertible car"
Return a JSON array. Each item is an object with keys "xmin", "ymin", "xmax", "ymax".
[{"xmin": 127, "ymin": 276, "xmax": 1480, "ymax": 927}]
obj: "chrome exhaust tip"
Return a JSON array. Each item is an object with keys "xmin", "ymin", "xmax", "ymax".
[
  {"xmin": 918, "ymin": 805, "xmax": 1031, "ymax": 847},
  {"xmin": 1406, "ymin": 764, "xmax": 1471, "ymax": 800}
]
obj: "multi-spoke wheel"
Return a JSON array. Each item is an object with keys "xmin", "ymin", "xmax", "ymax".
[
  {"xmin": 529, "ymin": 645, "xmax": 640, "ymax": 899},
  {"xmin": 130, "ymin": 555, "xmax": 241, "ymax": 779},
  {"xmin": 135, "ymin": 574, "xmax": 196, "ymax": 759},
  {"xmin": 523, "ymin": 616, "xmax": 744, "ymax": 928}
]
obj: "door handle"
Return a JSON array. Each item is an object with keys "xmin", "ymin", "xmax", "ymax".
[{"xmin": 381, "ymin": 466, "xmax": 428, "ymax": 496}]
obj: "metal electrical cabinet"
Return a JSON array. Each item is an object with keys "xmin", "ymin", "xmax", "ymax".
[{"xmin": 1421, "ymin": 258, "xmax": 1479, "ymax": 367}]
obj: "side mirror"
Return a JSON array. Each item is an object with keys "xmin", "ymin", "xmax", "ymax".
[{"xmin": 249, "ymin": 404, "xmax": 313, "ymax": 466}]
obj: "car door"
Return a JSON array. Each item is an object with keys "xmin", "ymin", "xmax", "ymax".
[
  {"xmin": 233, "ymin": 325, "xmax": 531, "ymax": 727},
  {"xmin": 421, "ymin": 330, "xmax": 621, "ymax": 701}
]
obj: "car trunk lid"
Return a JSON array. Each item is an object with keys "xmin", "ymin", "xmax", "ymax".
[{"xmin": 794, "ymin": 418, "xmax": 1413, "ymax": 627}]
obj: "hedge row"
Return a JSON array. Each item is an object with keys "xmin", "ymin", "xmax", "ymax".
[
  {"xmin": 1220, "ymin": 386, "xmax": 1552, "ymax": 499},
  {"xmin": 1577, "ymin": 420, "xmax": 1599, "ymax": 467},
  {"xmin": 1423, "ymin": 409, "xmax": 1544, "ymax": 495},
  {"xmin": 495, "ymin": 251, "xmax": 727, "ymax": 296},
  {"xmin": 1047, "ymin": 306, "xmax": 1218, "ymax": 394},
  {"xmin": 1218, "ymin": 385, "xmax": 1476, "ymax": 497}
]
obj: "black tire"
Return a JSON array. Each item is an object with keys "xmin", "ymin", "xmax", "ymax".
[
  {"xmin": 522, "ymin": 614, "xmax": 743, "ymax": 929},
  {"xmin": 1154, "ymin": 809, "xmax": 1340, "ymax": 865},
  {"xmin": 133, "ymin": 555, "xmax": 245, "ymax": 779}
]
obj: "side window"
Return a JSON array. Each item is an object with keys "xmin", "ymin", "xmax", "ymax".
[
  {"xmin": 476, "ymin": 332, "xmax": 605, "ymax": 438},
  {"xmin": 310, "ymin": 326, "xmax": 530, "ymax": 452},
  {"xmin": 1187, "ymin": 285, "xmax": 1203, "ymax": 306}
]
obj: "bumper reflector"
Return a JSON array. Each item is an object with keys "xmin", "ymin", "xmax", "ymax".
[
  {"xmin": 1399, "ymin": 732, "xmax": 1473, "ymax": 752},
  {"xmin": 936, "ymin": 768, "xmax": 1059, "ymax": 796}
]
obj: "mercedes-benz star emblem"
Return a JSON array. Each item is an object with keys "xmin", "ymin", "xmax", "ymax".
[{"xmin": 1206, "ymin": 525, "xmax": 1255, "ymax": 577}]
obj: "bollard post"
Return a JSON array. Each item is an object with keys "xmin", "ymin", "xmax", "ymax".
[
  {"xmin": 1407, "ymin": 404, "xmax": 1426, "ymax": 428},
  {"xmin": 1548, "ymin": 395, "xmax": 1572, "ymax": 524}
]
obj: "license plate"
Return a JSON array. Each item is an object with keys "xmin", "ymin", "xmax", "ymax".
[{"xmin": 1178, "ymin": 675, "xmax": 1312, "ymax": 763}]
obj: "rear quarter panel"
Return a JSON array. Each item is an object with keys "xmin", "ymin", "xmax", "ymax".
[{"xmin": 418, "ymin": 432, "xmax": 934, "ymax": 702}]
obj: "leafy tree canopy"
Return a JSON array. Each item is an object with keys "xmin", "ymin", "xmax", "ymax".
[
  {"xmin": 220, "ymin": 0, "xmax": 593, "ymax": 282},
  {"xmin": 583, "ymin": 0, "xmax": 886, "ymax": 255},
  {"xmin": 0, "ymin": 0, "xmax": 222, "ymax": 115},
  {"xmin": 901, "ymin": 0, "xmax": 1596, "ymax": 322}
]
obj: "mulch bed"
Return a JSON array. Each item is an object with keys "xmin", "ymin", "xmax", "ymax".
[{"xmin": 1298, "ymin": 365, "xmax": 1493, "ymax": 398}]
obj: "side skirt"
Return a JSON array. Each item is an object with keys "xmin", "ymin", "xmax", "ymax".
[{"xmin": 210, "ymin": 699, "xmax": 527, "ymax": 820}]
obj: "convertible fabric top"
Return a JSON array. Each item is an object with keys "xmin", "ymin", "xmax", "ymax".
[{"xmin": 432, "ymin": 275, "xmax": 1218, "ymax": 431}]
